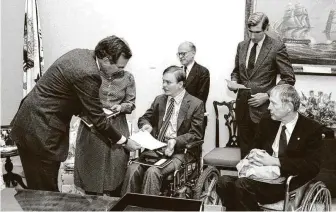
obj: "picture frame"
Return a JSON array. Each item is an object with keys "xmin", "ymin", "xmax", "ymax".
[{"xmin": 245, "ymin": 0, "xmax": 336, "ymax": 76}]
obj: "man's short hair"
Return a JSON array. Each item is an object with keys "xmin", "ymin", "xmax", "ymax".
[
  {"xmin": 186, "ymin": 41, "xmax": 196, "ymax": 53},
  {"xmin": 94, "ymin": 35, "xmax": 132, "ymax": 64},
  {"xmin": 270, "ymin": 84, "xmax": 301, "ymax": 111},
  {"xmin": 163, "ymin": 65, "xmax": 186, "ymax": 87},
  {"xmin": 248, "ymin": 12, "xmax": 269, "ymax": 31}
]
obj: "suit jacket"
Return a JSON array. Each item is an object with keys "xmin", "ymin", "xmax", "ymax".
[
  {"xmin": 138, "ymin": 91, "xmax": 204, "ymax": 155},
  {"xmin": 231, "ymin": 35, "xmax": 295, "ymax": 123},
  {"xmin": 252, "ymin": 114, "xmax": 323, "ymax": 189},
  {"xmin": 185, "ymin": 62, "xmax": 210, "ymax": 106},
  {"xmin": 10, "ymin": 49, "xmax": 122, "ymax": 161}
]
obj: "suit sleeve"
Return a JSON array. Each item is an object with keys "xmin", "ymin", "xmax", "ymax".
[
  {"xmin": 275, "ymin": 44, "xmax": 296, "ymax": 86},
  {"xmin": 138, "ymin": 96, "xmax": 158, "ymax": 129},
  {"xmin": 279, "ymin": 126, "xmax": 323, "ymax": 178},
  {"xmin": 197, "ymin": 68, "xmax": 210, "ymax": 104},
  {"xmin": 231, "ymin": 43, "xmax": 241, "ymax": 83},
  {"xmin": 174, "ymin": 102, "xmax": 205, "ymax": 150},
  {"xmin": 73, "ymin": 73, "xmax": 122, "ymax": 143}
]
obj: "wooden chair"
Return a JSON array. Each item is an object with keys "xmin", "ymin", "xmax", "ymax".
[{"xmin": 202, "ymin": 100, "xmax": 241, "ymax": 171}]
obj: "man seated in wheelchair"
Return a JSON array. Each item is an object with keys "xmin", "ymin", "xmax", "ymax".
[
  {"xmin": 216, "ymin": 84, "xmax": 323, "ymax": 211},
  {"xmin": 121, "ymin": 65, "xmax": 204, "ymax": 196}
]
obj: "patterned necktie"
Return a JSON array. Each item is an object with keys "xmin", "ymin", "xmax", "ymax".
[
  {"xmin": 247, "ymin": 43, "xmax": 258, "ymax": 71},
  {"xmin": 278, "ymin": 125, "xmax": 287, "ymax": 157},
  {"xmin": 157, "ymin": 98, "xmax": 175, "ymax": 142}
]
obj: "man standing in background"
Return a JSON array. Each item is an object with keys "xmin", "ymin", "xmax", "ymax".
[
  {"xmin": 10, "ymin": 35, "xmax": 141, "ymax": 191},
  {"xmin": 227, "ymin": 12, "xmax": 295, "ymax": 158},
  {"xmin": 177, "ymin": 41, "xmax": 210, "ymax": 132}
]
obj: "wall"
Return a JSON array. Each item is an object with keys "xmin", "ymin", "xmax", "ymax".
[{"xmin": 1, "ymin": 0, "xmax": 336, "ymax": 154}]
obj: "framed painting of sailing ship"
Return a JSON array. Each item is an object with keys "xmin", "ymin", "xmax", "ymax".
[{"xmin": 245, "ymin": 0, "xmax": 336, "ymax": 76}]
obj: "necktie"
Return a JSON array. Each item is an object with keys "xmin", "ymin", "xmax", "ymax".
[
  {"xmin": 183, "ymin": 66, "xmax": 187, "ymax": 76},
  {"xmin": 247, "ymin": 43, "xmax": 258, "ymax": 71},
  {"xmin": 157, "ymin": 98, "xmax": 175, "ymax": 141},
  {"xmin": 278, "ymin": 125, "xmax": 287, "ymax": 157}
]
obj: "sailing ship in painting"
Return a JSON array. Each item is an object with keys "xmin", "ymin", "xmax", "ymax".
[{"xmin": 271, "ymin": 3, "xmax": 336, "ymax": 66}]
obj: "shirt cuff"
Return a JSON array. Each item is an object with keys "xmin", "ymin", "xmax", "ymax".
[{"xmin": 116, "ymin": 136, "xmax": 127, "ymax": 145}]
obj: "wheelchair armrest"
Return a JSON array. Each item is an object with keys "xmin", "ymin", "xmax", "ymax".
[
  {"xmin": 284, "ymin": 175, "xmax": 311, "ymax": 211},
  {"xmin": 185, "ymin": 140, "xmax": 204, "ymax": 149},
  {"xmin": 285, "ymin": 175, "xmax": 298, "ymax": 193}
]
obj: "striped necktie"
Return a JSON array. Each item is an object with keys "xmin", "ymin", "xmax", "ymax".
[{"xmin": 157, "ymin": 98, "xmax": 175, "ymax": 142}]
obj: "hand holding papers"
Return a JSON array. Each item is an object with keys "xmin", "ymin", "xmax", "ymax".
[
  {"xmin": 225, "ymin": 79, "xmax": 250, "ymax": 91},
  {"xmin": 129, "ymin": 130, "xmax": 167, "ymax": 150},
  {"xmin": 103, "ymin": 108, "xmax": 120, "ymax": 118}
]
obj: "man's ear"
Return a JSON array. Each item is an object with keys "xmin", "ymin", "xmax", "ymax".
[
  {"xmin": 287, "ymin": 102, "xmax": 294, "ymax": 112},
  {"xmin": 178, "ymin": 81, "xmax": 184, "ymax": 88}
]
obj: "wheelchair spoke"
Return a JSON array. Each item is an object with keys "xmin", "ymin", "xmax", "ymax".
[{"xmin": 193, "ymin": 166, "xmax": 220, "ymax": 205}]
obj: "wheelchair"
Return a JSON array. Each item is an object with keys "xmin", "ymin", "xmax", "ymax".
[
  {"xmin": 129, "ymin": 139, "xmax": 204, "ymax": 199},
  {"xmin": 193, "ymin": 100, "xmax": 332, "ymax": 211}
]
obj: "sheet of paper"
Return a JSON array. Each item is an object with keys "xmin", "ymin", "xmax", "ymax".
[
  {"xmin": 154, "ymin": 159, "xmax": 167, "ymax": 166},
  {"xmin": 130, "ymin": 131, "xmax": 167, "ymax": 150},
  {"xmin": 225, "ymin": 79, "xmax": 250, "ymax": 90},
  {"xmin": 103, "ymin": 108, "xmax": 120, "ymax": 118}
]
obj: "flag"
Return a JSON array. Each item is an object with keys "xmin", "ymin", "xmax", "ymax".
[{"xmin": 23, "ymin": 0, "xmax": 44, "ymax": 97}]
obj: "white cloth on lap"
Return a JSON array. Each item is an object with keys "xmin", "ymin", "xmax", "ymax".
[{"xmin": 236, "ymin": 149, "xmax": 286, "ymax": 184}]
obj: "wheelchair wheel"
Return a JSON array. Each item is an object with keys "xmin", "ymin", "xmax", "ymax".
[
  {"xmin": 193, "ymin": 166, "xmax": 220, "ymax": 205},
  {"xmin": 300, "ymin": 181, "xmax": 332, "ymax": 211}
]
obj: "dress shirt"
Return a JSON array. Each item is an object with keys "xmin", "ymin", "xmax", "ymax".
[
  {"xmin": 184, "ymin": 60, "xmax": 195, "ymax": 78},
  {"xmin": 163, "ymin": 89, "xmax": 186, "ymax": 139},
  {"xmin": 245, "ymin": 35, "xmax": 266, "ymax": 68},
  {"xmin": 272, "ymin": 112, "xmax": 299, "ymax": 157}
]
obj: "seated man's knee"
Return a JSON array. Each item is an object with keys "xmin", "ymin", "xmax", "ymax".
[
  {"xmin": 235, "ymin": 177, "xmax": 252, "ymax": 190},
  {"xmin": 146, "ymin": 166, "xmax": 161, "ymax": 178},
  {"xmin": 127, "ymin": 163, "xmax": 142, "ymax": 175},
  {"xmin": 217, "ymin": 175, "xmax": 237, "ymax": 189}
]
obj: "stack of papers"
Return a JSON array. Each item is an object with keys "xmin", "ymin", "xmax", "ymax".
[{"xmin": 130, "ymin": 131, "xmax": 167, "ymax": 150}]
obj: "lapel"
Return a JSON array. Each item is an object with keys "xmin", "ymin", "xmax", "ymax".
[
  {"xmin": 249, "ymin": 35, "xmax": 272, "ymax": 78},
  {"xmin": 185, "ymin": 62, "xmax": 197, "ymax": 87},
  {"xmin": 158, "ymin": 95, "xmax": 168, "ymax": 130},
  {"xmin": 177, "ymin": 93, "xmax": 190, "ymax": 130},
  {"xmin": 287, "ymin": 114, "xmax": 304, "ymax": 150},
  {"xmin": 241, "ymin": 41, "xmax": 250, "ymax": 78}
]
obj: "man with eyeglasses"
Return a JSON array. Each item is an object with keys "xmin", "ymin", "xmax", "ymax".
[
  {"xmin": 227, "ymin": 12, "xmax": 295, "ymax": 158},
  {"xmin": 177, "ymin": 41, "xmax": 210, "ymax": 132}
]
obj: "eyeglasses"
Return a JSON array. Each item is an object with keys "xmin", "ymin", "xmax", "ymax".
[{"xmin": 176, "ymin": 51, "xmax": 190, "ymax": 57}]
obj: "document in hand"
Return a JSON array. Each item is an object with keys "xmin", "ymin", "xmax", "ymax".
[
  {"xmin": 225, "ymin": 79, "xmax": 250, "ymax": 90},
  {"xmin": 129, "ymin": 131, "xmax": 167, "ymax": 150},
  {"xmin": 103, "ymin": 108, "xmax": 120, "ymax": 118}
]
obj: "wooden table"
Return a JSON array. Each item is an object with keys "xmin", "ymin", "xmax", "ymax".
[
  {"xmin": 1, "ymin": 188, "xmax": 119, "ymax": 211},
  {"xmin": 1, "ymin": 149, "xmax": 27, "ymax": 189}
]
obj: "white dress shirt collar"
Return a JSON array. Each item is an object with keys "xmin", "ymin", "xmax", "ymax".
[
  {"xmin": 272, "ymin": 112, "xmax": 299, "ymax": 157},
  {"xmin": 245, "ymin": 35, "xmax": 266, "ymax": 67},
  {"xmin": 184, "ymin": 60, "xmax": 195, "ymax": 78}
]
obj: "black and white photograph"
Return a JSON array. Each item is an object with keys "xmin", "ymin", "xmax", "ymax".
[{"xmin": 1, "ymin": 0, "xmax": 336, "ymax": 211}]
